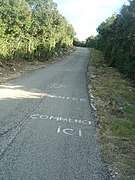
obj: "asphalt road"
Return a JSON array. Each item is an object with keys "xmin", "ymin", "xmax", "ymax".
[{"xmin": 0, "ymin": 47, "xmax": 111, "ymax": 180}]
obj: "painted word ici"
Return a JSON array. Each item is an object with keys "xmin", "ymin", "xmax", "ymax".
[
  {"xmin": 30, "ymin": 114, "xmax": 92, "ymax": 126},
  {"xmin": 57, "ymin": 126, "xmax": 82, "ymax": 137}
]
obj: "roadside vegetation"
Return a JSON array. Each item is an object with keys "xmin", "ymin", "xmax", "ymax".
[
  {"xmin": 73, "ymin": 37, "xmax": 86, "ymax": 47},
  {"xmin": 0, "ymin": 0, "xmax": 74, "ymax": 65},
  {"xmin": 86, "ymin": 0, "xmax": 135, "ymax": 81},
  {"xmin": 86, "ymin": 4, "xmax": 135, "ymax": 177},
  {"xmin": 87, "ymin": 49, "xmax": 135, "ymax": 179}
]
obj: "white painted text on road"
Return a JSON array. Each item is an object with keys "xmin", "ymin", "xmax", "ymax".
[
  {"xmin": 30, "ymin": 114, "xmax": 92, "ymax": 126},
  {"xmin": 57, "ymin": 126, "xmax": 82, "ymax": 137}
]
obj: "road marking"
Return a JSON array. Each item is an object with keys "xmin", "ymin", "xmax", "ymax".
[
  {"xmin": 57, "ymin": 126, "xmax": 61, "ymax": 133},
  {"xmin": 40, "ymin": 93, "xmax": 87, "ymax": 102},
  {"xmin": 63, "ymin": 128, "xmax": 74, "ymax": 136},
  {"xmin": 30, "ymin": 114, "xmax": 92, "ymax": 126},
  {"xmin": 44, "ymin": 95, "xmax": 87, "ymax": 103},
  {"xmin": 57, "ymin": 96, "xmax": 65, "ymax": 99},
  {"xmin": 79, "ymin": 129, "xmax": 82, "ymax": 137},
  {"xmin": 46, "ymin": 83, "xmax": 87, "ymax": 102},
  {"xmin": 47, "ymin": 83, "xmax": 66, "ymax": 88},
  {"xmin": 54, "ymin": 96, "xmax": 87, "ymax": 102},
  {"xmin": 57, "ymin": 126, "xmax": 82, "ymax": 137}
]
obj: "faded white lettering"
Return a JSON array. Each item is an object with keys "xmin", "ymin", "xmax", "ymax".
[
  {"xmin": 48, "ymin": 84, "xmax": 66, "ymax": 89},
  {"xmin": 74, "ymin": 119, "xmax": 82, "ymax": 124},
  {"xmin": 40, "ymin": 115, "xmax": 49, "ymax": 119},
  {"xmin": 68, "ymin": 118, "xmax": 72, "ymax": 123},
  {"xmin": 57, "ymin": 126, "xmax": 82, "ymax": 137},
  {"xmin": 63, "ymin": 128, "xmax": 74, "ymax": 135},
  {"xmin": 72, "ymin": 97, "xmax": 78, "ymax": 101},
  {"xmin": 57, "ymin": 126, "xmax": 61, "ymax": 133},
  {"xmin": 66, "ymin": 97, "xmax": 72, "ymax": 100},
  {"xmin": 30, "ymin": 114, "xmax": 92, "ymax": 126},
  {"xmin": 89, "ymin": 121, "xmax": 92, "ymax": 125},
  {"xmin": 30, "ymin": 114, "xmax": 40, "ymax": 119},
  {"xmin": 82, "ymin": 120, "xmax": 88, "ymax": 125},
  {"xmin": 80, "ymin": 98, "xmax": 87, "ymax": 102},
  {"xmin": 50, "ymin": 116, "xmax": 59, "ymax": 121},
  {"xmin": 79, "ymin": 129, "xmax": 82, "ymax": 137},
  {"xmin": 58, "ymin": 96, "xmax": 65, "ymax": 99},
  {"xmin": 58, "ymin": 117, "xmax": 68, "ymax": 122}
]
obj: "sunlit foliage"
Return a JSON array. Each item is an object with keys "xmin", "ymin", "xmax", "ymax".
[{"xmin": 0, "ymin": 0, "xmax": 75, "ymax": 62}]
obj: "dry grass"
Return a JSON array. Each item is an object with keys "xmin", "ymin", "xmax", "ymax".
[{"xmin": 87, "ymin": 48, "xmax": 135, "ymax": 179}]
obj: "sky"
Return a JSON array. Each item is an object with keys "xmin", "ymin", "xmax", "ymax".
[{"xmin": 54, "ymin": 0, "xmax": 129, "ymax": 41}]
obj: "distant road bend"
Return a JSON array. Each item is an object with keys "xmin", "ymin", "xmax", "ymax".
[{"xmin": 0, "ymin": 47, "xmax": 111, "ymax": 179}]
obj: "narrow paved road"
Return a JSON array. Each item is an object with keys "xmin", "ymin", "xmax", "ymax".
[{"xmin": 0, "ymin": 47, "xmax": 111, "ymax": 179}]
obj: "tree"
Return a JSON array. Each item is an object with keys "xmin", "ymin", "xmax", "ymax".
[
  {"xmin": 89, "ymin": 0, "xmax": 135, "ymax": 79},
  {"xmin": 0, "ymin": 0, "xmax": 31, "ymax": 61},
  {"xmin": 0, "ymin": 0, "xmax": 75, "ymax": 62},
  {"xmin": 86, "ymin": 36, "xmax": 97, "ymax": 48}
]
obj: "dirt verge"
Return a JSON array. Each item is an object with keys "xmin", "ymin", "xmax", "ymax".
[
  {"xmin": 0, "ymin": 47, "xmax": 76, "ymax": 84},
  {"xmin": 87, "ymin": 48, "xmax": 135, "ymax": 180}
]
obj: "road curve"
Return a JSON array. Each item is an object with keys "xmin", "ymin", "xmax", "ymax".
[{"xmin": 0, "ymin": 47, "xmax": 111, "ymax": 179}]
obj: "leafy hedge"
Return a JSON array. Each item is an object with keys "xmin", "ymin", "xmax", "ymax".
[{"xmin": 86, "ymin": 0, "xmax": 135, "ymax": 79}]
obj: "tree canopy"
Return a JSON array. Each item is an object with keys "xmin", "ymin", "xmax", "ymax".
[{"xmin": 0, "ymin": 0, "xmax": 75, "ymax": 62}]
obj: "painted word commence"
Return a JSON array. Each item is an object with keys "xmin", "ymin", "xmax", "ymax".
[{"xmin": 30, "ymin": 114, "xmax": 92, "ymax": 126}]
